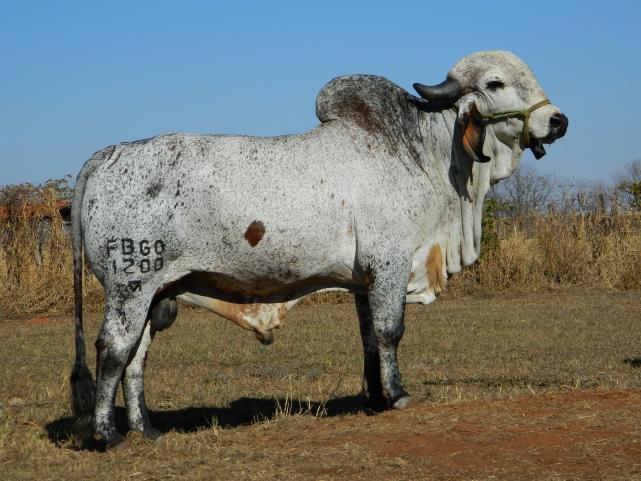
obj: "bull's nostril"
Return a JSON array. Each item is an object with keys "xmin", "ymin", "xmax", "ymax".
[{"xmin": 549, "ymin": 113, "xmax": 568, "ymax": 137}]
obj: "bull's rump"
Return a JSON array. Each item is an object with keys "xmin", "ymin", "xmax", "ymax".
[{"xmin": 80, "ymin": 130, "xmax": 375, "ymax": 293}]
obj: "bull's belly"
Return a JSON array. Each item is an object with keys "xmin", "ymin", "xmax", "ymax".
[{"xmin": 169, "ymin": 265, "xmax": 359, "ymax": 304}]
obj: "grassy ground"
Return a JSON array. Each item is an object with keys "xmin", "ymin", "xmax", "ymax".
[{"xmin": 1, "ymin": 288, "xmax": 641, "ymax": 480}]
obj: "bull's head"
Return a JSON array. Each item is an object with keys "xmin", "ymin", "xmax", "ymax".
[{"xmin": 413, "ymin": 51, "xmax": 567, "ymax": 181}]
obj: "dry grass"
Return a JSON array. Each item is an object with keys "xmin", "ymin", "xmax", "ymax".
[
  {"xmin": 449, "ymin": 210, "xmax": 641, "ymax": 295},
  {"xmin": 0, "ymin": 182, "xmax": 102, "ymax": 317},
  {"xmin": 1, "ymin": 289, "xmax": 641, "ymax": 480},
  {"xmin": 1, "ymin": 182, "xmax": 640, "ymax": 316}
]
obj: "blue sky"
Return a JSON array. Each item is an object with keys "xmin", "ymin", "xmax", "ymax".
[{"xmin": 1, "ymin": 0, "xmax": 640, "ymax": 185}]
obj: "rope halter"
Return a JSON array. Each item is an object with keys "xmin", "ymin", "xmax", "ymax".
[{"xmin": 476, "ymin": 99, "xmax": 550, "ymax": 146}]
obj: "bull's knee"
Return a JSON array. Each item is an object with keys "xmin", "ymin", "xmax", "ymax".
[
  {"xmin": 95, "ymin": 335, "xmax": 132, "ymax": 371},
  {"xmin": 150, "ymin": 298, "xmax": 177, "ymax": 331},
  {"xmin": 375, "ymin": 322, "xmax": 405, "ymax": 346}
]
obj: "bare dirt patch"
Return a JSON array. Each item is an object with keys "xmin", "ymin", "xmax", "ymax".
[
  {"xmin": 1, "ymin": 289, "xmax": 641, "ymax": 480},
  {"xmin": 348, "ymin": 389, "xmax": 641, "ymax": 479}
]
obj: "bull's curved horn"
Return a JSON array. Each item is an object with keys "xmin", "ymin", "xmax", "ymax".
[{"xmin": 413, "ymin": 77, "xmax": 463, "ymax": 103}]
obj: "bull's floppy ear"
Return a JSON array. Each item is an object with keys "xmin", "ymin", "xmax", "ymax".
[{"xmin": 457, "ymin": 97, "xmax": 491, "ymax": 163}]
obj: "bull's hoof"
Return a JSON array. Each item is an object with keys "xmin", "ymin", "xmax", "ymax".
[
  {"xmin": 142, "ymin": 427, "xmax": 163, "ymax": 442},
  {"xmin": 364, "ymin": 395, "xmax": 387, "ymax": 412},
  {"xmin": 392, "ymin": 395, "xmax": 416, "ymax": 410},
  {"xmin": 105, "ymin": 434, "xmax": 128, "ymax": 451}
]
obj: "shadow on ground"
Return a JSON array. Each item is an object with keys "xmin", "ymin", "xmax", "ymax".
[
  {"xmin": 624, "ymin": 357, "xmax": 641, "ymax": 368},
  {"xmin": 45, "ymin": 395, "xmax": 366, "ymax": 450}
]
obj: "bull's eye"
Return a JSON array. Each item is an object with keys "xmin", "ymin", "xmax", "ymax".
[{"xmin": 485, "ymin": 80, "xmax": 505, "ymax": 91}]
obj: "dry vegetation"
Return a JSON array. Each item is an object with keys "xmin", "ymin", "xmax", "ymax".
[
  {"xmin": 450, "ymin": 209, "xmax": 641, "ymax": 295},
  {"xmin": 1, "ymin": 290, "xmax": 641, "ymax": 480},
  {"xmin": 1, "ymin": 181, "xmax": 640, "ymax": 317},
  {"xmin": 0, "ymin": 181, "xmax": 102, "ymax": 317}
]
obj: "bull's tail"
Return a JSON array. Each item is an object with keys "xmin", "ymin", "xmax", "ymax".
[{"xmin": 70, "ymin": 147, "xmax": 114, "ymax": 429}]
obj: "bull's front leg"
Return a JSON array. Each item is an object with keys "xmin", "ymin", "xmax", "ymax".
[
  {"xmin": 359, "ymin": 256, "xmax": 414, "ymax": 410},
  {"xmin": 355, "ymin": 294, "xmax": 385, "ymax": 409}
]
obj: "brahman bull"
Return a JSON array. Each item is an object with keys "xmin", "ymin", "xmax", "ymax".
[{"xmin": 71, "ymin": 50, "xmax": 567, "ymax": 448}]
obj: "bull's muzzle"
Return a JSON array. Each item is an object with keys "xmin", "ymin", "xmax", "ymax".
[{"xmin": 548, "ymin": 113, "xmax": 569, "ymax": 140}]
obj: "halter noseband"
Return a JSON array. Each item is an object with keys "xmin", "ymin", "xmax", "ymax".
[{"xmin": 476, "ymin": 99, "xmax": 551, "ymax": 146}]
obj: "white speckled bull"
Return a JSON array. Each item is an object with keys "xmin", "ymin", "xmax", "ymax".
[{"xmin": 70, "ymin": 51, "xmax": 567, "ymax": 448}]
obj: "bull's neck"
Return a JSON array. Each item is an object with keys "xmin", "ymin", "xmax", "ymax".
[
  {"xmin": 416, "ymin": 108, "xmax": 457, "ymax": 173},
  {"xmin": 414, "ymin": 107, "xmax": 492, "ymax": 272}
]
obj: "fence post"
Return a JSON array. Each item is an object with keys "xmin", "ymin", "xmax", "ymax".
[
  {"xmin": 597, "ymin": 193, "xmax": 606, "ymax": 215},
  {"xmin": 547, "ymin": 203, "xmax": 556, "ymax": 218},
  {"xmin": 577, "ymin": 193, "xmax": 586, "ymax": 214},
  {"xmin": 611, "ymin": 193, "xmax": 619, "ymax": 216}
]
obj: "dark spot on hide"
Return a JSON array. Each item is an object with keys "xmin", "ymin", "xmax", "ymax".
[
  {"xmin": 170, "ymin": 151, "xmax": 181, "ymax": 167},
  {"xmin": 146, "ymin": 182, "xmax": 163, "ymax": 198},
  {"xmin": 244, "ymin": 221, "xmax": 265, "ymax": 247}
]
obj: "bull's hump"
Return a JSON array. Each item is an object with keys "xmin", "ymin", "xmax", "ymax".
[
  {"xmin": 315, "ymin": 74, "xmax": 429, "ymax": 173},
  {"xmin": 315, "ymin": 75, "xmax": 411, "ymax": 131}
]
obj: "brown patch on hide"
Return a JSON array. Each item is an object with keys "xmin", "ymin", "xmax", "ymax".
[
  {"xmin": 204, "ymin": 299, "xmax": 260, "ymax": 331},
  {"xmin": 408, "ymin": 272, "xmax": 416, "ymax": 283},
  {"xmin": 426, "ymin": 244, "xmax": 446, "ymax": 294},
  {"xmin": 203, "ymin": 299, "xmax": 278, "ymax": 344},
  {"xmin": 244, "ymin": 221, "xmax": 265, "ymax": 247},
  {"xmin": 277, "ymin": 304, "xmax": 288, "ymax": 322},
  {"xmin": 335, "ymin": 96, "xmax": 384, "ymax": 135},
  {"xmin": 363, "ymin": 268, "xmax": 374, "ymax": 287}
]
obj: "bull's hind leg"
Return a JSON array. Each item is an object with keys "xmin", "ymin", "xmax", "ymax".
[
  {"xmin": 121, "ymin": 297, "xmax": 177, "ymax": 440},
  {"xmin": 121, "ymin": 322, "xmax": 161, "ymax": 440},
  {"xmin": 94, "ymin": 290, "xmax": 152, "ymax": 449},
  {"xmin": 364, "ymin": 258, "xmax": 413, "ymax": 410}
]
